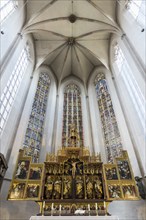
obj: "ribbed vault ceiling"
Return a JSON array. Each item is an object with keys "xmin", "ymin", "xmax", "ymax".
[{"xmin": 23, "ymin": 0, "xmax": 121, "ymax": 84}]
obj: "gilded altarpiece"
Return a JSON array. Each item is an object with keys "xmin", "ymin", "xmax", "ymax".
[
  {"xmin": 8, "ymin": 144, "xmax": 140, "ymax": 216},
  {"xmin": 8, "ymin": 77, "xmax": 139, "ymax": 216}
]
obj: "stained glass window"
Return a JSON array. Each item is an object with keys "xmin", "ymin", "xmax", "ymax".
[
  {"xmin": 23, "ymin": 73, "xmax": 50, "ymax": 163},
  {"xmin": 95, "ymin": 73, "xmax": 123, "ymax": 163},
  {"xmin": 62, "ymin": 84, "xmax": 84, "ymax": 147}
]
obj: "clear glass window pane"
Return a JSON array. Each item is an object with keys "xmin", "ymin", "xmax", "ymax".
[
  {"xmin": 9, "ymin": 97, "xmax": 13, "ymax": 105},
  {"xmin": 0, "ymin": 118, "xmax": 5, "ymax": 128},
  {"xmin": 114, "ymin": 43, "xmax": 145, "ymax": 130},
  {"xmin": 3, "ymin": 98, "xmax": 7, "ymax": 106},
  {"xmin": 3, "ymin": 110, "xmax": 8, "ymax": 120},
  {"xmin": 0, "ymin": 1, "xmax": 18, "ymax": 23},
  {"xmin": 0, "ymin": 105, "xmax": 5, "ymax": 115},
  {"xmin": 126, "ymin": 0, "xmax": 145, "ymax": 27},
  {"xmin": 0, "ymin": 46, "xmax": 29, "ymax": 134}
]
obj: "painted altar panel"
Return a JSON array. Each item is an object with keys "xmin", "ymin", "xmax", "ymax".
[
  {"xmin": 8, "ymin": 148, "xmax": 140, "ymax": 217},
  {"xmin": 8, "ymin": 151, "xmax": 44, "ymax": 201}
]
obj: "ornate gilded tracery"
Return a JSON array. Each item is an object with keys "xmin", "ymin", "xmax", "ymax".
[
  {"xmin": 62, "ymin": 84, "xmax": 83, "ymax": 147},
  {"xmin": 95, "ymin": 73, "xmax": 123, "ymax": 163}
]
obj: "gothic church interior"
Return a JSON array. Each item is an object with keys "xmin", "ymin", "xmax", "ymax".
[{"xmin": 0, "ymin": 0, "xmax": 146, "ymax": 219}]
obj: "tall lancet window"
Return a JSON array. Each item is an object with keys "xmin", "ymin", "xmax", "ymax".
[
  {"xmin": 95, "ymin": 73, "xmax": 123, "ymax": 163},
  {"xmin": 0, "ymin": 46, "xmax": 29, "ymax": 134},
  {"xmin": 0, "ymin": 0, "xmax": 18, "ymax": 23},
  {"xmin": 23, "ymin": 73, "xmax": 50, "ymax": 163},
  {"xmin": 114, "ymin": 43, "xmax": 145, "ymax": 130},
  {"xmin": 125, "ymin": 0, "xmax": 145, "ymax": 28},
  {"xmin": 62, "ymin": 84, "xmax": 84, "ymax": 147}
]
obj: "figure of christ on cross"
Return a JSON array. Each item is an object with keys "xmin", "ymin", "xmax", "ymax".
[{"xmin": 65, "ymin": 161, "xmax": 80, "ymax": 179}]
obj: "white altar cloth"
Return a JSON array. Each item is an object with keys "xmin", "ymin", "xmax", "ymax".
[{"xmin": 30, "ymin": 216, "xmax": 119, "ymax": 220}]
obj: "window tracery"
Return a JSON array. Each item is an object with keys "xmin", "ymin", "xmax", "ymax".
[
  {"xmin": 114, "ymin": 43, "xmax": 145, "ymax": 130},
  {"xmin": 0, "ymin": 0, "xmax": 18, "ymax": 24},
  {"xmin": 125, "ymin": 0, "xmax": 145, "ymax": 28},
  {"xmin": 62, "ymin": 84, "xmax": 84, "ymax": 147},
  {"xmin": 0, "ymin": 46, "xmax": 29, "ymax": 134},
  {"xmin": 94, "ymin": 73, "xmax": 123, "ymax": 163},
  {"xmin": 23, "ymin": 73, "xmax": 50, "ymax": 163}
]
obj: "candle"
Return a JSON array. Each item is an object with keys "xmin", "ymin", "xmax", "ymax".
[
  {"xmin": 96, "ymin": 203, "xmax": 98, "ymax": 216},
  {"xmin": 59, "ymin": 204, "xmax": 61, "ymax": 212},
  {"xmin": 95, "ymin": 203, "xmax": 97, "ymax": 210},
  {"xmin": 43, "ymin": 201, "xmax": 45, "ymax": 209},
  {"xmin": 88, "ymin": 204, "xmax": 90, "ymax": 211},
  {"xmin": 51, "ymin": 203, "xmax": 54, "ymax": 216},
  {"xmin": 104, "ymin": 202, "xmax": 106, "ymax": 209}
]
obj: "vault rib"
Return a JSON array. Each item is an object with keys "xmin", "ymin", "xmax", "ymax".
[
  {"xmin": 76, "ymin": 29, "xmax": 121, "ymax": 40},
  {"xmin": 76, "ymin": 41, "xmax": 109, "ymax": 69},
  {"xmin": 25, "ymin": 0, "xmax": 58, "ymax": 27},
  {"xmin": 86, "ymin": 0, "xmax": 119, "ymax": 28},
  {"xmin": 35, "ymin": 42, "xmax": 67, "ymax": 69},
  {"xmin": 23, "ymin": 29, "xmax": 68, "ymax": 40}
]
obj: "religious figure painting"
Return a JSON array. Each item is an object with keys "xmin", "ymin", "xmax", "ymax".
[
  {"xmin": 15, "ymin": 159, "xmax": 30, "ymax": 179},
  {"xmin": 117, "ymin": 160, "xmax": 132, "ymax": 180},
  {"xmin": 104, "ymin": 165, "xmax": 118, "ymax": 180},
  {"xmin": 108, "ymin": 184, "xmax": 122, "ymax": 200},
  {"xmin": 29, "ymin": 164, "xmax": 43, "ymax": 180},
  {"xmin": 122, "ymin": 184, "xmax": 137, "ymax": 199},
  {"xmin": 26, "ymin": 183, "xmax": 40, "ymax": 199},
  {"xmin": 8, "ymin": 182, "xmax": 25, "ymax": 199}
]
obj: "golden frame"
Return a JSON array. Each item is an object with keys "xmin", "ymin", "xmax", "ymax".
[
  {"xmin": 7, "ymin": 181, "xmax": 26, "ymax": 200},
  {"xmin": 121, "ymin": 180, "xmax": 140, "ymax": 200},
  {"xmin": 103, "ymin": 164, "xmax": 119, "ymax": 181},
  {"xmin": 106, "ymin": 181, "xmax": 123, "ymax": 201},
  {"xmin": 28, "ymin": 163, "xmax": 44, "ymax": 180},
  {"xmin": 8, "ymin": 150, "xmax": 44, "ymax": 201},
  {"xmin": 13, "ymin": 156, "xmax": 31, "ymax": 180},
  {"xmin": 103, "ymin": 151, "xmax": 140, "ymax": 201},
  {"xmin": 25, "ymin": 181, "xmax": 41, "ymax": 200}
]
